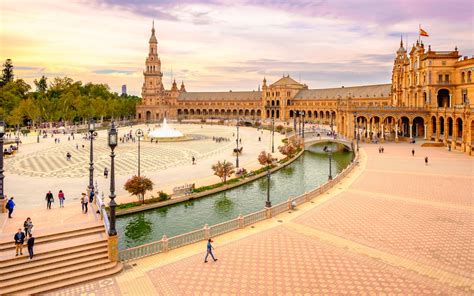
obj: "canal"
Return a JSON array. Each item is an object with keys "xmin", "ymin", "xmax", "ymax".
[{"xmin": 117, "ymin": 142, "xmax": 353, "ymax": 249}]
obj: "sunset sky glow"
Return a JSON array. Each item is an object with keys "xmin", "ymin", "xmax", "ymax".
[{"xmin": 1, "ymin": 0, "xmax": 473, "ymax": 95}]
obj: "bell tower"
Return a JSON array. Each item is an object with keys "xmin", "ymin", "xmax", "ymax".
[{"xmin": 142, "ymin": 21, "xmax": 164, "ymax": 98}]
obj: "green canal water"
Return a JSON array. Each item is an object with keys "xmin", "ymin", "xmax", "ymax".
[{"xmin": 117, "ymin": 142, "xmax": 352, "ymax": 250}]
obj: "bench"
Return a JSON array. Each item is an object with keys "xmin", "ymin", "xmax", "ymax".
[{"xmin": 173, "ymin": 183, "xmax": 195, "ymax": 196}]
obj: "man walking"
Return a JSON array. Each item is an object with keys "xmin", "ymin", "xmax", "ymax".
[
  {"xmin": 45, "ymin": 191, "xmax": 54, "ymax": 209},
  {"xmin": 6, "ymin": 197, "xmax": 15, "ymax": 218},
  {"xmin": 192, "ymin": 156, "xmax": 196, "ymax": 165},
  {"xmin": 27, "ymin": 234, "xmax": 35, "ymax": 260},
  {"xmin": 204, "ymin": 239, "xmax": 218, "ymax": 263},
  {"xmin": 14, "ymin": 228, "xmax": 25, "ymax": 256},
  {"xmin": 411, "ymin": 149, "xmax": 415, "ymax": 156},
  {"xmin": 425, "ymin": 156, "xmax": 428, "ymax": 165},
  {"xmin": 82, "ymin": 193, "xmax": 89, "ymax": 214}
]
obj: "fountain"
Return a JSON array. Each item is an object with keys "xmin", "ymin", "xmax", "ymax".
[{"xmin": 148, "ymin": 118, "xmax": 185, "ymax": 141}]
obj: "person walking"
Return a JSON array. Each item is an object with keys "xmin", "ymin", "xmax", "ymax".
[
  {"xmin": 58, "ymin": 190, "xmax": 65, "ymax": 207},
  {"xmin": 204, "ymin": 239, "xmax": 218, "ymax": 263},
  {"xmin": 27, "ymin": 234, "xmax": 35, "ymax": 260},
  {"xmin": 192, "ymin": 156, "xmax": 196, "ymax": 165},
  {"xmin": 5, "ymin": 197, "xmax": 15, "ymax": 218},
  {"xmin": 104, "ymin": 167, "xmax": 108, "ymax": 179},
  {"xmin": 14, "ymin": 228, "xmax": 25, "ymax": 256},
  {"xmin": 81, "ymin": 193, "xmax": 88, "ymax": 214},
  {"xmin": 411, "ymin": 149, "xmax": 415, "ymax": 156},
  {"xmin": 23, "ymin": 217, "xmax": 33, "ymax": 238},
  {"xmin": 45, "ymin": 191, "xmax": 54, "ymax": 209},
  {"xmin": 425, "ymin": 156, "xmax": 428, "ymax": 165}
]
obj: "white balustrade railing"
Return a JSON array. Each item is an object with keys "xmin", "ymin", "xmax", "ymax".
[
  {"xmin": 119, "ymin": 240, "xmax": 164, "ymax": 262},
  {"xmin": 209, "ymin": 219, "xmax": 240, "ymax": 237},
  {"xmin": 168, "ymin": 228, "xmax": 206, "ymax": 250},
  {"xmin": 118, "ymin": 152, "xmax": 360, "ymax": 262},
  {"xmin": 271, "ymin": 201, "xmax": 289, "ymax": 216},
  {"xmin": 243, "ymin": 210, "xmax": 267, "ymax": 227}
]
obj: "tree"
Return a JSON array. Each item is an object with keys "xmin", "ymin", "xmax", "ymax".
[
  {"xmin": 124, "ymin": 175, "xmax": 154, "ymax": 204},
  {"xmin": 278, "ymin": 142, "xmax": 297, "ymax": 157},
  {"xmin": 212, "ymin": 160, "xmax": 235, "ymax": 183},
  {"xmin": 0, "ymin": 59, "xmax": 14, "ymax": 87},
  {"xmin": 34, "ymin": 76, "xmax": 48, "ymax": 93},
  {"xmin": 258, "ymin": 151, "xmax": 276, "ymax": 168}
]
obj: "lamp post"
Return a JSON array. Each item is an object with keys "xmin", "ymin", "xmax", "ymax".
[
  {"xmin": 0, "ymin": 119, "xmax": 5, "ymax": 200},
  {"xmin": 88, "ymin": 119, "xmax": 96, "ymax": 194},
  {"xmin": 327, "ymin": 147, "xmax": 333, "ymax": 180},
  {"xmin": 301, "ymin": 111, "xmax": 305, "ymax": 139},
  {"xmin": 265, "ymin": 169, "xmax": 271, "ymax": 208},
  {"xmin": 271, "ymin": 117, "xmax": 275, "ymax": 153},
  {"xmin": 235, "ymin": 122, "xmax": 239, "ymax": 168},
  {"xmin": 135, "ymin": 129, "xmax": 143, "ymax": 177},
  {"xmin": 108, "ymin": 122, "xmax": 118, "ymax": 236},
  {"xmin": 293, "ymin": 113, "xmax": 297, "ymax": 136}
]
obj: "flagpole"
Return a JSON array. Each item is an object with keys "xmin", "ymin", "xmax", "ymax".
[{"xmin": 418, "ymin": 24, "xmax": 421, "ymax": 43}]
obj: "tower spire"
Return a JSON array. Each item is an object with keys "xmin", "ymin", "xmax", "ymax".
[{"xmin": 400, "ymin": 35, "xmax": 403, "ymax": 47}]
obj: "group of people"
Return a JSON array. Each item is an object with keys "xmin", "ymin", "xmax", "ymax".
[
  {"xmin": 378, "ymin": 146, "xmax": 385, "ymax": 153},
  {"xmin": 45, "ymin": 190, "xmax": 66, "ymax": 209},
  {"xmin": 212, "ymin": 136, "xmax": 230, "ymax": 143},
  {"xmin": 14, "ymin": 223, "xmax": 35, "ymax": 260},
  {"xmin": 3, "ymin": 144, "xmax": 18, "ymax": 156}
]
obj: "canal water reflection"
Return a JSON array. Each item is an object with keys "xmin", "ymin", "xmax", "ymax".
[{"xmin": 117, "ymin": 142, "xmax": 352, "ymax": 249}]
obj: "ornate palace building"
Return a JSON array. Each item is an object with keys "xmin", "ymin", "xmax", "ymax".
[{"xmin": 136, "ymin": 24, "xmax": 474, "ymax": 155}]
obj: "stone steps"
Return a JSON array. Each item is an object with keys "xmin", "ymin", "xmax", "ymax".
[
  {"xmin": 0, "ymin": 222, "xmax": 122, "ymax": 294},
  {"xmin": 0, "ymin": 223, "xmax": 103, "ymax": 251}
]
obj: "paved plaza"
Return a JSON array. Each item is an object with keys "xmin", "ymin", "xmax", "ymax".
[
  {"xmin": 47, "ymin": 142, "xmax": 474, "ymax": 295},
  {"xmin": 5, "ymin": 123, "xmax": 284, "ymax": 208}
]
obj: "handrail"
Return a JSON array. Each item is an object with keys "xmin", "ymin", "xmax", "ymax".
[{"xmin": 118, "ymin": 151, "xmax": 360, "ymax": 262}]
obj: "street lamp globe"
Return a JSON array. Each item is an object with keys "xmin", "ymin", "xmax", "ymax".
[
  {"xmin": 89, "ymin": 119, "xmax": 95, "ymax": 132},
  {"xmin": 108, "ymin": 122, "xmax": 118, "ymax": 149}
]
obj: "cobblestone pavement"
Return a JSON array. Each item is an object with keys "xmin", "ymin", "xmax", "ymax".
[
  {"xmin": 5, "ymin": 124, "xmax": 284, "ymax": 208},
  {"xmin": 49, "ymin": 142, "xmax": 474, "ymax": 295}
]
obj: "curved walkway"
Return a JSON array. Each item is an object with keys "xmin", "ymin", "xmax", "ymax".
[{"xmin": 48, "ymin": 142, "xmax": 474, "ymax": 295}]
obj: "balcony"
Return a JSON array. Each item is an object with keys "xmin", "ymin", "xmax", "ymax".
[{"xmin": 436, "ymin": 80, "xmax": 451, "ymax": 85}]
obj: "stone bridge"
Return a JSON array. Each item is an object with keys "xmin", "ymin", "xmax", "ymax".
[{"xmin": 303, "ymin": 133, "xmax": 353, "ymax": 151}]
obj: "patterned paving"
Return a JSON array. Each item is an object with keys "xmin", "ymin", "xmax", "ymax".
[
  {"xmin": 149, "ymin": 227, "xmax": 466, "ymax": 295},
  {"xmin": 4, "ymin": 126, "xmax": 233, "ymax": 178},
  {"xmin": 47, "ymin": 142, "xmax": 474, "ymax": 295}
]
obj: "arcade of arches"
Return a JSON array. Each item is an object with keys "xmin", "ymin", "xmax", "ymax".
[{"xmin": 136, "ymin": 23, "xmax": 474, "ymax": 155}]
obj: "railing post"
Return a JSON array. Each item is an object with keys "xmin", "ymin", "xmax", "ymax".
[
  {"xmin": 265, "ymin": 207, "xmax": 272, "ymax": 219},
  {"xmin": 238, "ymin": 215, "xmax": 244, "ymax": 229},
  {"xmin": 305, "ymin": 191, "xmax": 310, "ymax": 202},
  {"xmin": 287, "ymin": 198, "xmax": 292, "ymax": 210},
  {"xmin": 162, "ymin": 235, "xmax": 168, "ymax": 252},
  {"xmin": 204, "ymin": 224, "xmax": 210, "ymax": 240},
  {"xmin": 107, "ymin": 234, "xmax": 119, "ymax": 262}
]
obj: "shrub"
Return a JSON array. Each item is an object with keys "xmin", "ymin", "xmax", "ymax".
[{"xmin": 158, "ymin": 191, "xmax": 170, "ymax": 201}]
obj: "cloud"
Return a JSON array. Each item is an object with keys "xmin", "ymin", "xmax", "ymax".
[{"xmin": 93, "ymin": 69, "xmax": 137, "ymax": 75}]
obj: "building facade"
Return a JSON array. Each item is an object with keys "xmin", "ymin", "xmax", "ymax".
[{"xmin": 136, "ymin": 25, "xmax": 474, "ymax": 154}]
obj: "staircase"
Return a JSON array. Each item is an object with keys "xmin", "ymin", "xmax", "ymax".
[{"xmin": 0, "ymin": 222, "xmax": 122, "ymax": 295}]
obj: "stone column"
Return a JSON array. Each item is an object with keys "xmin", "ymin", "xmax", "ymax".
[
  {"xmin": 395, "ymin": 124, "xmax": 399, "ymax": 142},
  {"xmin": 449, "ymin": 94, "xmax": 452, "ymax": 107},
  {"xmin": 460, "ymin": 122, "xmax": 466, "ymax": 152},
  {"xmin": 435, "ymin": 118, "xmax": 440, "ymax": 142},
  {"xmin": 424, "ymin": 124, "xmax": 428, "ymax": 140},
  {"xmin": 409, "ymin": 123, "xmax": 413, "ymax": 139},
  {"xmin": 452, "ymin": 121, "xmax": 458, "ymax": 150},
  {"xmin": 381, "ymin": 124, "xmax": 385, "ymax": 143},
  {"xmin": 443, "ymin": 119, "xmax": 448, "ymax": 144}
]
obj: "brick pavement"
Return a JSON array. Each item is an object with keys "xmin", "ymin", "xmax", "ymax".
[{"xmin": 48, "ymin": 142, "xmax": 474, "ymax": 295}]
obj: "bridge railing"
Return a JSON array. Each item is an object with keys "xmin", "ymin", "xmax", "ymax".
[{"xmin": 118, "ymin": 151, "xmax": 360, "ymax": 263}]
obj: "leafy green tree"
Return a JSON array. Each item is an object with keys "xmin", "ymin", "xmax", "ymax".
[{"xmin": 34, "ymin": 76, "xmax": 48, "ymax": 93}]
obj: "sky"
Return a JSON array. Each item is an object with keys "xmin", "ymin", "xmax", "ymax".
[{"xmin": 1, "ymin": 0, "xmax": 473, "ymax": 95}]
